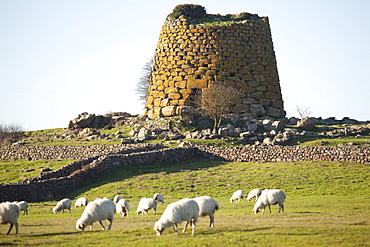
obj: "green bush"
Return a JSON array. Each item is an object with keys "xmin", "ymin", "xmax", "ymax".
[{"xmin": 168, "ymin": 4, "xmax": 207, "ymax": 20}]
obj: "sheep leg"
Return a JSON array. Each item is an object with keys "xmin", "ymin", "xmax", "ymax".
[
  {"xmin": 99, "ymin": 221, "xmax": 106, "ymax": 230},
  {"xmin": 182, "ymin": 222, "xmax": 188, "ymax": 233},
  {"xmin": 278, "ymin": 203, "xmax": 284, "ymax": 213},
  {"xmin": 173, "ymin": 223, "xmax": 178, "ymax": 234},
  {"xmin": 209, "ymin": 215, "xmax": 214, "ymax": 227},
  {"xmin": 107, "ymin": 218, "xmax": 113, "ymax": 230},
  {"xmin": 89, "ymin": 224, "xmax": 93, "ymax": 231},
  {"xmin": 268, "ymin": 205, "xmax": 272, "ymax": 213},
  {"xmin": 191, "ymin": 219, "xmax": 196, "ymax": 235},
  {"xmin": 6, "ymin": 224, "xmax": 13, "ymax": 235}
]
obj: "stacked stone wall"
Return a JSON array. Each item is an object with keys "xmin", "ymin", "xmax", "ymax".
[
  {"xmin": 1, "ymin": 144, "xmax": 368, "ymax": 202},
  {"xmin": 145, "ymin": 16, "xmax": 285, "ymax": 119},
  {"xmin": 0, "ymin": 147, "xmax": 209, "ymax": 202},
  {"xmin": 0, "ymin": 143, "xmax": 164, "ymax": 161}
]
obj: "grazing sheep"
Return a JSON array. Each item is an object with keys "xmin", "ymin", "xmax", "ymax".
[
  {"xmin": 247, "ymin": 189, "xmax": 262, "ymax": 202},
  {"xmin": 74, "ymin": 197, "xmax": 88, "ymax": 208},
  {"xmin": 154, "ymin": 198, "xmax": 199, "ymax": 236},
  {"xmin": 76, "ymin": 198, "xmax": 116, "ymax": 231},
  {"xmin": 253, "ymin": 189, "xmax": 286, "ymax": 214},
  {"xmin": 136, "ymin": 198, "xmax": 157, "ymax": 215},
  {"xmin": 116, "ymin": 199, "xmax": 130, "ymax": 217},
  {"xmin": 230, "ymin": 190, "xmax": 244, "ymax": 203},
  {"xmin": 113, "ymin": 195, "xmax": 122, "ymax": 204},
  {"xmin": 14, "ymin": 201, "xmax": 28, "ymax": 215},
  {"xmin": 52, "ymin": 198, "xmax": 72, "ymax": 214},
  {"xmin": 153, "ymin": 193, "xmax": 165, "ymax": 204},
  {"xmin": 193, "ymin": 196, "xmax": 219, "ymax": 227},
  {"xmin": 0, "ymin": 202, "xmax": 20, "ymax": 235}
]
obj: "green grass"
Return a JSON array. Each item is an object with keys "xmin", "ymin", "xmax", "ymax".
[
  {"xmin": 0, "ymin": 159, "xmax": 76, "ymax": 184},
  {"xmin": 1, "ymin": 160, "xmax": 369, "ymax": 246},
  {"xmin": 22, "ymin": 126, "xmax": 134, "ymax": 146},
  {"xmin": 285, "ymin": 135, "xmax": 370, "ymax": 147}
]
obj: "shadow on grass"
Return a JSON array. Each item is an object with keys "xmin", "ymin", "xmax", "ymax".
[
  {"xmin": 199, "ymin": 227, "xmax": 274, "ymax": 235},
  {"xmin": 28, "ymin": 231, "xmax": 80, "ymax": 237},
  {"xmin": 68, "ymin": 159, "xmax": 226, "ymax": 199}
]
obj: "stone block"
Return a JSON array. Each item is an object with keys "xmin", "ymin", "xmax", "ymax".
[
  {"xmin": 234, "ymin": 104, "xmax": 249, "ymax": 113},
  {"xmin": 266, "ymin": 107, "xmax": 283, "ymax": 118},
  {"xmin": 251, "ymin": 92, "xmax": 264, "ymax": 99},
  {"xmin": 265, "ymin": 92, "xmax": 278, "ymax": 99},
  {"xmin": 154, "ymin": 98, "xmax": 162, "ymax": 107},
  {"xmin": 162, "ymin": 106, "xmax": 177, "ymax": 117},
  {"xmin": 164, "ymin": 87, "xmax": 178, "ymax": 94},
  {"xmin": 169, "ymin": 93, "xmax": 182, "ymax": 100},
  {"xmin": 187, "ymin": 78, "xmax": 208, "ymax": 89},
  {"xmin": 250, "ymin": 104, "xmax": 266, "ymax": 115},
  {"xmin": 160, "ymin": 98, "xmax": 170, "ymax": 107}
]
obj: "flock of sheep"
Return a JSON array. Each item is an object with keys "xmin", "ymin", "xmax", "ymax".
[{"xmin": 0, "ymin": 189, "xmax": 285, "ymax": 235}]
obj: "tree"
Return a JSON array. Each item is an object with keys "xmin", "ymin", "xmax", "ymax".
[
  {"xmin": 198, "ymin": 83, "xmax": 244, "ymax": 133},
  {"xmin": 0, "ymin": 123, "xmax": 24, "ymax": 145},
  {"xmin": 135, "ymin": 58, "xmax": 153, "ymax": 105},
  {"xmin": 296, "ymin": 104, "xmax": 311, "ymax": 119}
]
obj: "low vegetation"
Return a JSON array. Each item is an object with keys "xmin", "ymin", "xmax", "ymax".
[
  {"xmin": 0, "ymin": 159, "xmax": 76, "ymax": 184},
  {"xmin": 1, "ymin": 160, "xmax": 369, "ymax": 246}
]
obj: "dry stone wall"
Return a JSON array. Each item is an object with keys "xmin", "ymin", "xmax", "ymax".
[
  {"xmin": 0, "ymin": 143, "xmax": 164, "ymax": 161},
  {"xmin": 0, "ymin": 147, "xmax": 210, "ymax": 202},
  {"xmin": 1, "ymin": 144, "xmax": 369, "ymax": 202},
  {"xmin": 197, "ymin": 145, "xmax": 370, "ymax": 164},
  {"xmin": 145, "ymin": 15, "xmax": 285, "ymax": 119}
]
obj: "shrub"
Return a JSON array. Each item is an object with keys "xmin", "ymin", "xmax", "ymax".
[
  {"xmin": 168, "ymin": 4, "xmax": 207, "ymax": 20},
  {"xmin": 0, "ymin": 123, "xmax": 24, "ymax": 145}
]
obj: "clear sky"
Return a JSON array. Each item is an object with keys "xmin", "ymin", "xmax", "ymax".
[{"xmin": 1, "ymin": 0, "xmax": 369, "ymax": 131}]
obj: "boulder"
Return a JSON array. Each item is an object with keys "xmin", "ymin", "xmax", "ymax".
[{"xmin": 297, "ymin": 117, "xmax": 316, "ymax": 131}]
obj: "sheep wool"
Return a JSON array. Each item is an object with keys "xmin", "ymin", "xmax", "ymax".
[
  {"xmin": 253, "ymin": 189, "xmax": 286, "ymax": 214},
  {"xmin": 76, "ymin": 198, "xmax": 116, "ymax": 231},
  {"xmin": 74, "ymin": 197, "xmax": 88, "ymax": 207},
  {"xmin": 154, "ymin": 198, "xmax": 199, "ymax": 236},
  {"xmin": 193, "ymin": 196, "xmax": 219, "ymax": 227},
  {"xmin": 153, "ymin": 193, "xmax": 165, "ymax": 204},
  {"xmin": 247, "ymin": 189, "xmax": 262, "ymax": 202},
  {"xmin": 230, "ymin": 190, "xmax": 244, "ymax": 203},
  {"xmin": 0, "ymin": 202, "xmax": 20, "ymax": 235},
  {"xmin": 53, "ymin": 198, "xmax": 72, "ymax": 214},
  {"xmin": 15, "ymin": 201, "xmax": 28, "ymax": 215},
  {"xmin": 116, "ymin": 199, "xmax": 130, "ymax": 217},
  {"xmin": 113, "ymin": 195, "xmax": 122, "ymax": 204},
  {"xmin": 136, "ymin": 198, "xmax": 157, "ymax": 215}
]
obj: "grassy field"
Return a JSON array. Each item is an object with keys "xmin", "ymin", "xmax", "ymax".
[
  {"xmin": 0, "ymin": 159, "xmax": 76, "ymax": 184},
  {"xmin": 1, "ymin": 160, "xmax": 369, "ymax": 246}
]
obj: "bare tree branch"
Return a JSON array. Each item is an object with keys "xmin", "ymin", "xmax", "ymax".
[
  {"xmin": 199, "ymin": 83, "xmax": 244, "ymax": 133},
  {"xmin": 135, "ymin": 57, "xmax": 153, "ymax": 105}
]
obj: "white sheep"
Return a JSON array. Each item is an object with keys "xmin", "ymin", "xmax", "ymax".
[
  {"xmin": 116, "ymin": 199, "xmax": 130, "ymax": 217},
  {"xmin": 0, "ymin": 202, "xmax": 20, "ymax": 235},
  {"xmin": 113, "ymin": 195, "xmax": 122, "ymax": 204},
  {"xmin": 154, "ymin": 198, "xmax": 199, "ymax": 236},
  {"xmin": 153, "ymin": 193, "xmax": 165, "ymax": 204},
  {"xmin": 136, "ymin": 198, "xmax": 157, "ymax": 215},
  {"xmin": 230, "ymin": 190, "xmax": 244, "ymax": 203},
  {"xmin": 76, "ymin": 198, "xmax": 116, "ymax": 231},
  {"xmin": 253, "ymin": 189, "xmax": 286, "ymax": 214},
  {"xmin": 52, "ymin": 198, "xmax": 72, "ymax": 214},
  {"xmin": 14, "ymin": 201, "xmax": 28, "ymax": 215},
  {"xmin": 247, "ymin": 189, "xmax": 262, "ymax": 202},
  {"xmin": 74, "ymin": 197, "xmax": 88, "ymax": 207},
  {"xmin": 193, "ymin": 196, "xmax": 219, "ymax": 227}
]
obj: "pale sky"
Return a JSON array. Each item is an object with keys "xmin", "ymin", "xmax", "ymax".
[{"xmin": 1, "ymin": 0, "xmax": 369, "ymax": 131}]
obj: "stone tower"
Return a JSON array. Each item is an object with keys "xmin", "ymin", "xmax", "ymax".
[{"xmin": 144, "ymin": 6, "xmax": 285, "ymax": 119}]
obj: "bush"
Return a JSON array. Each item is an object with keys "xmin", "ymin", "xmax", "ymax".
[
  {"xmin": 0, "ymin": 123, "xmax": 24, "ymax": 145},
  {"xmin": 168, "ymin": 4, "xmax": 207, "ymax": 20}
]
